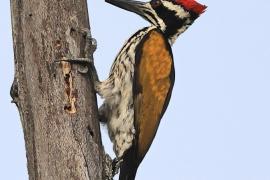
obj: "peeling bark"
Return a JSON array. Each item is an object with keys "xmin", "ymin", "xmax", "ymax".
[{"xmin": 10, "ymin": 0, "xmax": 104, "ymax": 179}]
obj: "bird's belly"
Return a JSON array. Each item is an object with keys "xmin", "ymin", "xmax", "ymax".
[
  {"xmin": 103, "ymin": 26, "xmax": 156, "ymax": 158},
  {"xmin": 107, "ymin": 71, "xmax": 135, "ymax": 158}
]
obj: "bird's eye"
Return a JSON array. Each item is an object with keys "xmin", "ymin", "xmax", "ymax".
[{"xmin": 150, "ymin": 0, "xmax": 161, "ymax": 8}]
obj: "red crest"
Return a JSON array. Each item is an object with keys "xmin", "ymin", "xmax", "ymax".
[{"xmin": 175, "ymin": 0, "xmax": 207, "ymax": 15}]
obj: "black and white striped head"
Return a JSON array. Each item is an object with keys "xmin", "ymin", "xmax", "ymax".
[{"xmin": 106, "ymin": 0, "xmax": 207, "ymax": 44}]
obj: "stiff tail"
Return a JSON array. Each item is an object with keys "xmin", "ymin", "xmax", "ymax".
[
  {"xmin": 119, "ymin": 147, "xmax": 139, "ymax": 180},
  {"xmin": 119, "ymin": 160, "xmax": 138, "ymax": 180}
]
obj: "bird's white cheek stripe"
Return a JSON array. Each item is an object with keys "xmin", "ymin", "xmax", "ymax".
[
  {"xmin": 162, "ymin": 1, "xmax": 190, "ymax": 19},
  {"xmin": 145, "ymin": 3, "xmax": 166, "ymax": 31}
]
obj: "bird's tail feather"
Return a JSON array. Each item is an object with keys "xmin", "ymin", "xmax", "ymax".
[{"xmin": 119, "ymin": 159, "xmax": 138, "ymax": 180}]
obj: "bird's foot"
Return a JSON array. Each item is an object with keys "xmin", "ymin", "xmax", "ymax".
[
  {"xmin": 102, "ymin": 155, "xmax": 123, "ymax": 179},
  {"xmin": 112, "ymin": 157, "xmax": 123, "ymax": 176},
  {"xmin": 103, "ymin": 153, "xmax": 114, "ymax": 180}
]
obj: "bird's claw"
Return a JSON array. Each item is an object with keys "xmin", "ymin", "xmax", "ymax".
[
  {"xmin": 112, "ymin": 157, "xmax": 123, "ymax": 176},
  {"xmin": 102, "ymin": 154, "xmax": 123, "ymax": 180},
  {"xmin": 103, "ymin": 153, "xmax": 114, "ymax": 180}
]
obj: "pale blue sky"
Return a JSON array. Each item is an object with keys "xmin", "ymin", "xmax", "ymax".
[{"xmin": 1, "ymin": 0, "xmax": 270, "ymax": 179}]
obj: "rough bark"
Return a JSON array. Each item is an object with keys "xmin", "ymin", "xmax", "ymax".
[{"xmin": 10, "ymin": 0, "xmax": 104, "ymax": 179}]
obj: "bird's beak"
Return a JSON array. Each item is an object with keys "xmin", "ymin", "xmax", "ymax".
[{"xmin": 105, "ymin": 0, "xmax": 146, "ymax": 18}]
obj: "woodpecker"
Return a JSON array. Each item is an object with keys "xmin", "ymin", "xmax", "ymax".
[{"xmin": 89, "ymin": 0, "xmax": 207, "ymax": 179}]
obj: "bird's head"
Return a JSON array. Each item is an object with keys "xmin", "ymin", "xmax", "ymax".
[{"xmin": 106, "ymin": 0, "xmax": 207, "ymax": 44}]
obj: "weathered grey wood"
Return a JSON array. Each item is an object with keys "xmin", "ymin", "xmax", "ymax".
[{"xmin": 10, "ymin": 0, "xmax": 104, "ymax": 179}]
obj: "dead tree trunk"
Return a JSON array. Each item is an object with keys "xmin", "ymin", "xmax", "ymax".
[{"xmin": 10, "ymin": 0, "xmax": 104, "ymax": 179}]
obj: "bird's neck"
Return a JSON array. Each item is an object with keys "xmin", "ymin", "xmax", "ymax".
[
  {"xmin": 166, "ymin": 23, "xmax": 191, "ymax": 45},
  {"xmin": 149, "ymin": 23, "xmax": 190, "ymax": 46}
]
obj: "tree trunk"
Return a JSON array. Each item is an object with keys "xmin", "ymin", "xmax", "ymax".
[{"xmin": 10, "ymin": 0, "xmax": 104, "ymax": 179}]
